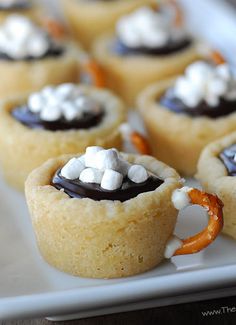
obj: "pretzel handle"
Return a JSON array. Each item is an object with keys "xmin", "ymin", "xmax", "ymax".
[
  {"xmin": 130, "ymin": 131, "xmax": 152, "ymax": 155},
  {"xmin": 173, "ymin": 188, "xmax": 223, "ymax": 256},
  {"xmin": 80, "ymin": 60, "xmax": 106, "ymax": 88}
]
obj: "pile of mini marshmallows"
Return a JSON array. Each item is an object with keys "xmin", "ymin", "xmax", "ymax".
[
  {"xmin": 61, "ymin": 146, "xmax": 149, "ymax": 191},
  {"xmin": 116, "ymin": 6, "xmax": 186, "ymax": 49},
  {"xmin": 0, "ymin": 15, "xmax": 52, "ymax": 59},
  {"xmin": 172, "ymin": 61, "xmax": 236, "ymax": 107},
  {"xmin": 28, "ymin": 84, "xmax": 102, "ymax": 122}
]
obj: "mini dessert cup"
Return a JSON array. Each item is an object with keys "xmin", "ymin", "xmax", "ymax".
[
  {"xmin": 61, "ymin": 0, "xmax": 156, "ymax": 50},
  {"xmin": 197, "ymin": 131, "xmax": 236, "ymax": 240},
  {"xmin": 92, "ymin": 6, "xmax": 200, "ymax": 106},
  {"xmin": 25, "ymin": 149, "xmax": 223, "ymax": 278},
  {"xmin": 0, "ymin": 15, "xmax": 82, "ymax": 98},
  {"xmin": 0, "ymin": 85, "xmax": 126, "ymax": 190},
  {"xmin": 138, "ymin": 62, "xmax": 236, "ymax": 176}
]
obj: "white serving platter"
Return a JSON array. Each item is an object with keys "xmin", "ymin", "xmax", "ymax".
[{"xmin": 1, "ymin": 0, "xmax": 236, "ymax": 321}]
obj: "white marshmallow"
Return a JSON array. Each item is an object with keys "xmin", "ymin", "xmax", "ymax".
[
  {"xmin": 95, "ymin": 149, "xmax": 121, "ymax": 171},
  {"xmin": 61, "ymin": 102, "xmax": 82, "ymax": 121},
  {"xmin": 101, "ymin": 169, "xmax": 123, "ymax": 191},
  {"xmin": 28, "ymin": 93, "xmax": 44, "ymax": 113},
  {"xmin": 164, "ymin": 235, "xmax": 183, "ymax": 259},
  {"xmin": 27, "ymin": 33, "xmax": 49, "ymax": 58},
  {"xmin": 40, "ymin": 105, "xmax": 61, "ymax": 122},
  {"xmin": 171, "ymin": 187, "xmax": 191, "ymax": 210},
  {"xmin": 84, "ymin": 146, "xmax": 104, "ymax": 168},
  {"xmin": 61, "ymin": 158, "xmax": 85, "ymax": 180},
  {"xmin": 56, "ymin": 83, "xmax": 75, "ymax": 99},
  {"xmin": 128, "ymin": 165, "xmax": 148, "ymax": 183},
  {"xmin": 79, "ymin": 168, "xmax": 104, "ymax": 184}
]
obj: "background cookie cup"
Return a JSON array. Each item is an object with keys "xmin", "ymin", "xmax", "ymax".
[
  {"xmin": 0, "ymin": 0, "xmax": 42, "ymax": 23},
  {"xmin": 92, "ymin": 34, "xmax": 199, "ymax": 106},
  {"xmin": 25, "ymin": 153, "xmax": 181, "ymax": 279},
  {"xmin": 0, "ymin": 41, "xmax": 81, "ymax": 98},
  {"xmin": 61, "ymin": 0, "xmax": 155, "ymax": 50},
  {"xmin": 0, "ymin": 86, "xmax": 125, "ymax": 190},
  {"xmin": 137, "ymin": 78, "xmax": 236, "ymax": 176},
  {"xmin": 197, "ymin": 131, "xmax": 236, "ymax": 240}
]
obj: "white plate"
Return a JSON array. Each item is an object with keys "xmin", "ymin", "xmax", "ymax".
[
  {"xmin": 2, "ymin": 0, "xmax": 236, "ymax": 321},
  {"xmin": 1, "ymin": 173, "xmax": 236, "ymax": 321}
]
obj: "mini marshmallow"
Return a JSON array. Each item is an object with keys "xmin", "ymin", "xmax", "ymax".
[
  {"xmin": 61, "ymin": 101, "xmax": 82, "ymax": 121},
  {"xmin": 128, "ymin": 164, "xmax": 148, "ymax": 183},
  {"xmin": 61, "ymin": 158, "xmax": 85, "ymax": 180},
  {"xmin": 84, "ymin": 146, "xmax": 103, "ymax": 168},
  {"xmin": 95, "ymin": 149, "xmax": 121, "ymax": 171},
  {"xmin": 119, "ymin": 158, "xmax": 131, "ymax": 177},
  {"xmin": 28, "ymin": 93, "xmax": 44, "ymax": 113},
  {"xmin": 40, "ymin": 105, "xmax": 61, "ymax": 122},
  {"xmin": 171, "ymin": 187, "xmax": 191, "ymax": 210},
  {"xmin": 164, "ymin": 235, "xmax": 183, "ymax": 259},
  {"xmin": 79, "ymin": 168, "xmax": 104, "ymax": 184},
  {"xmin": 101, "ymin": 169, "xmax": 123, "ymax": 191}
]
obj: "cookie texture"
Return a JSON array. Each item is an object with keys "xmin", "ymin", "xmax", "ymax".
[
  {"xmin": 137, "ymin": 78, "xmax": 236, "ymax": 176},
  {"xmin": 92, "ymin": 34, "xmax": 199, "ymax": 106},
  {"xmin": 197, "ymin": 132, "xmax": 236, "ymax": 240},
  {"xmin": 0, "ymin": 86, "xmax": 125, "ymax": 190},
  {"xmin": 0, "ymin": 41, "xmax": 81, "ymax": 99},
  {"xmin": 61, "ymin": 0, "xmax": 156, "ymax": 50},
  {"xmin": 25, "ymin": 153, "xmax": 181, "ymax": 278}
]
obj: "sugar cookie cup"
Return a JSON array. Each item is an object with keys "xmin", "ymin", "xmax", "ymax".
[
  {"xmin": 0, "ymin": 86, "xmax": 126, "ymax": 190},
  {"xmin": 25, "ymin": 152, "xmax": 223, "ymax": 279},
  {"xmin": 197, "ymin": 131, "xmax": 236, "ymax": 240},
  {"xmin": 92, "ymin": 34, "xmax": 199, "ymax": 107},
  {"xmin": 61, "ymin": 0, "xmax": 156, "ymax": 50},
  {"xmin": 137, "ymin": 78, "xmax": 236, "ymax": 176},
  {"xmin": 0, "ymin": 40, "xmax": 82, "ymax": 98}
]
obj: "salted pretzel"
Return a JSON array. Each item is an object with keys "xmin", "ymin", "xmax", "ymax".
[
  {"xmin": 211, "ymin": 50, "xmax": 226, "ymax": 65},
  {"xmin": 42, "ymin": 18, "xmax": 66, "ymax": 39},
  {"xmin": 81, "ymin": 60, "xmax": 106, "ymax": 88},
  {"xmin": 174, "ymin": 188, "xmax": 224, "ymax": 256},
  {"xmin": 130, "ymin": 131, "xmax": 152, "ymax": 155}
]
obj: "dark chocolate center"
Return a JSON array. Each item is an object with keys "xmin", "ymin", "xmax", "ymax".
[
  {"xmin": 0, "ymin": 45, "xmax": 63, "ymax": 62},
  {"xmin": 52, "ymin": 169, "xmax": 164, "ymax": 202},
  {"xmin": 12, "ymin": 106, "xmax": 104, "ymax": 131},
  {"xmin": 160, "ymin": 89, "xmax": 236, "ymax": 118},
  {"xmin": 112, "ymin": 37, "xmax": 191, "ymax": 56},
  {"xmin": 219, "ymin": 144, "xmax": 236, "ymax": 176}
]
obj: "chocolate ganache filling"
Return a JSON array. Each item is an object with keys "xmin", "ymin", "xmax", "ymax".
[
  {"xmin": 12, "ymin": 106, "xmax": 104, "ymax": 131},
  {"xmin": 52, "ymin": 169, "xmax": 164, "ymax": 202},
  {"xmin": 0, "ymin": 45, "xmax": 63, "ymax": 61},
  {"xmin": 160, "ymin": 89, "xmax": 236, "ymax": 118},
  {"xmin": 219, "ymin": 144, "xmax": 236, "ymax": 176},
  {"xmin": 113, "ymin": 38, "xmax": 192, "ymax": 56}
]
